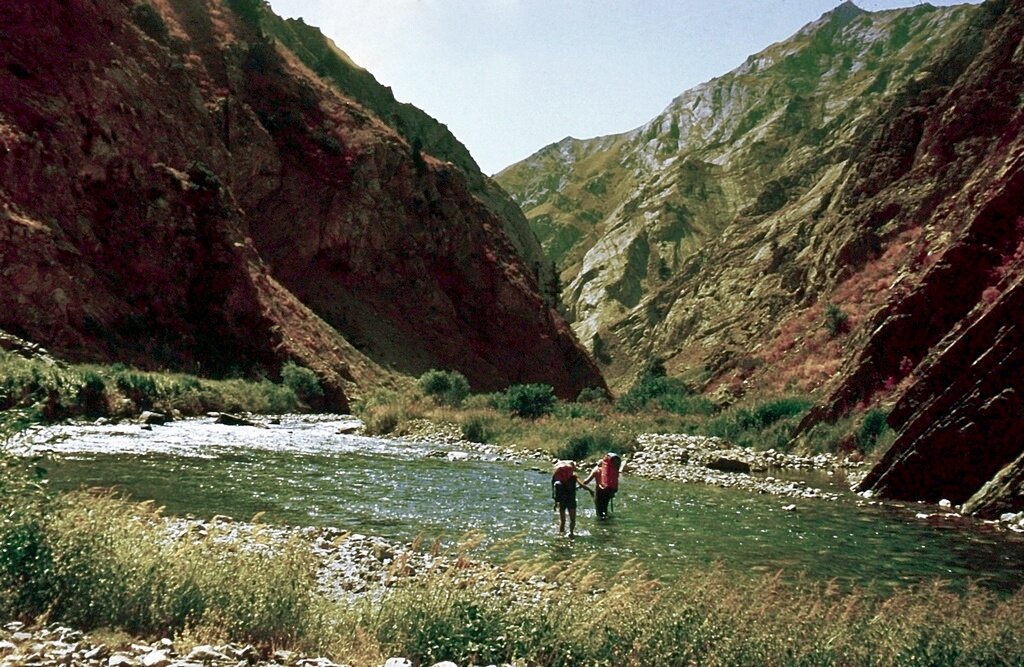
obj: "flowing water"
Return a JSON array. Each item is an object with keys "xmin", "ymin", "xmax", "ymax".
[{"xmin": 17, "ymin": 415, "xmax": 1024, "ymax": 593}]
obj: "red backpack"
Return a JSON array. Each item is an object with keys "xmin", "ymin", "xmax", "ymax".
[{"xmin": 601, "ymin": 454, "xmax": 620, "ymax": 490}]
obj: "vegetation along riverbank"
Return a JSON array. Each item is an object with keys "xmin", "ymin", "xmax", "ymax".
[{"xmin": 4, "ymin": 361, "xmax": 1024, "ymax": 666}]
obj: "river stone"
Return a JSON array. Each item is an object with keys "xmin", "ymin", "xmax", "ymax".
[
  {"xmin": 384, "ymin": 659, "xmax": 412, "ymax": 667},
  {"xmin": 214, "ymin": 412, "xmax": 255, "ymax": 427},
  {"xmin": 141, "ymin": 649, "xmax": 172, "ymax": 667},
  {"xmin": 705, "ymin": 457, "xmax": 751, "ymax": 474},
  {"xmin": 430, "ymin": 662, "xmax": 459, "ymax": 667},
  {"xmin": 186, "ymin": 645, "xmax": 228, "ymax": 662},
  {"xmin": 139, "ymin": 410, "xmax": 170, "ymax": 425},
  {"xmin": 0, "ymin": 641, "xmax": 17, "ymax": 656},
  {"xmin": 84, "ymin": 645, "xmax": 111, "ymax": 660},
  {"xmin": 108, "ymin": 653, "xmax": 135, "ymax": 667}
]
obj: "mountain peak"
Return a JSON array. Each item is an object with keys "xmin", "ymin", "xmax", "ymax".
[{"xmin": 813, "ymin": 1, "xmax": 867, "ymax": 29}]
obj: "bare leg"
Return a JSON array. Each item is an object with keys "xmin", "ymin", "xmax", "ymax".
[
  {"xmin": 568, "ymin": 508, "xmax": 577, "ymax": 537},
  {"xmin": 558, "ymin": 505, "xmax": 566, "ymax": 533}
]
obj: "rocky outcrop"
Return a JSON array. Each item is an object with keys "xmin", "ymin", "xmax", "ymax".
[{"xmin": 0, "ymin": 0, "xmax": 603, "ymax": 402}]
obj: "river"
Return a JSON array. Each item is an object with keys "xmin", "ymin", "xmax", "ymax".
[{"xmin": 15, "ymin": 414, "xmax": 1024, "ymax": 593}]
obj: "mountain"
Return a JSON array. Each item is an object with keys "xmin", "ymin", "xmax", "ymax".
[
  {"xmin": 496, "ymin": 1, "xmax": 975, "ymax": 393},
  {"xmin": 500, "ymin": 0, "xmax": 1024, "ymax": 515},
  {"xmin": 0, "ymin": 0, "xmax": 604, "ymax": 406}
]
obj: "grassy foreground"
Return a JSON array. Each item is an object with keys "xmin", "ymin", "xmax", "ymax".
[{"xmin": 2, "ymin": 488, "xmax": 1022, "ymax": 667}]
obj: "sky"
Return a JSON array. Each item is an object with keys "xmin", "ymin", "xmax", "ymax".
[{"xmin": 265, "ymin": 1, "xmax": 980, "ymax": 175}]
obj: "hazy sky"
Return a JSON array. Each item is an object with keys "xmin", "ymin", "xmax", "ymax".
[{"xmin": 266, "ymin": 1, "xmax": 979, "ymax": 175}]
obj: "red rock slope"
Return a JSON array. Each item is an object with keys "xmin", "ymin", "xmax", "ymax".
[
  {"xmin": 0, "ymin": 0, "xmax": 604, "ymax": 404},
  {"xmin": 801, "ymin": 0, "xmax": 1024, "ymax": 516}
]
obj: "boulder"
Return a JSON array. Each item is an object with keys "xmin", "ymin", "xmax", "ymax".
[
  {"xmin": 705, "ymin": 457, "xmax": 751, "ymax": 474},
  {"xmin": 214, "ymin": 412, "xmax": 256, "ymax": 427},
  {"xmin": 139, "ymin": 410, "xmax": 170, "ymax": 425}
]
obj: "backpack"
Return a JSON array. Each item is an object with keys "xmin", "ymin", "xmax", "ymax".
[{"xmin": 601, "ymin": 453, "xmax": 621, "ymax": 490}]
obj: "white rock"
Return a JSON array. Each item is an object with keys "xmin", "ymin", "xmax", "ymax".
[
  {"xmin": 108, "ymin": 653, "xmax": 135, "ymax": 667},
  {"xmin": 938, "ymin": 499, "xmax": 952, "ymax": 508},
  {"xmin": 384, "ymin": 659, "xmax": 413, "ymax": 667},
  {"xmin": 0, "ymin": 641, "xmax": 17, "ymax": 656},
  {"xmin": 142, "ymin": 649, "xmax": 172, "ymax": 667}
]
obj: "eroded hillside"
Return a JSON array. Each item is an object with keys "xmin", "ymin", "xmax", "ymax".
[
  {"xmin": 496, "ymin": 1, "xmax": 977, "ymax": 394},
  {"xmin": 0, "ymin": 0, "xmax": 604, "ymax": 405}
]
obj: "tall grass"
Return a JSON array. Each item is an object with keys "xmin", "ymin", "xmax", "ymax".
[
  {"xmin": 4, "ymin": 490, "xmax": 1024, "ymax": 666},
  {"xmin": 0, "ymin": 351, "xmax": 305, "ymax": 422}
]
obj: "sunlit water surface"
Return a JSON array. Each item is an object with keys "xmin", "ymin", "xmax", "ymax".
[{"xmin": 18, "ymin": 416, "xmax": 1024, "ymax": 592}]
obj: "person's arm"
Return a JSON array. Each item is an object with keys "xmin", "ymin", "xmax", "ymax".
[
  {"xmin": 576, "ymin": 475, "xmax": 594, "ymax": 495},
  {"xmin": 582, "ymin": 468, "xmax": 597, "ymax": 485}
]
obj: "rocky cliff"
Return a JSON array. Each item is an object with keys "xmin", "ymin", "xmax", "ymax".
[{"xmin": 0, "ymin": 0, "xmax": 604, "ymax": 405}]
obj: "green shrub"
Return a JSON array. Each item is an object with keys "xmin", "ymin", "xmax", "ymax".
[
  {"xmin": 281, "ymin": 361, "xmax": 324, "ymax": 407},
  {"xmin": 0, "ymin": 419, "xmax": 52, "ymax": 620},
  {"xmin": 363, "ymin": 407, "xmax": 402, "ymax": 436},
  {"xmin": 115, "ymin": 371, "xmax": 157, "ymax": 409},
  {"xmin": 460, "ymin": 416, "xmax": 493, "ymax": 444},
  {"xmin": 705, "ymin": 397, "xmax": 812, "ymax": 448},
  {"xmin": 857, "ymin": 408, "xmax": 890, "ymax": 453},
  {"xmin": 418, "ymin": 369, "xmax": 470, "ymax": 407},
  {"xmin": 554, "ymin": 432, "xmax": 627, "ymax": 461},
  {"xmin": 500, "ymin": 384, "xmax": 556, "ymax": 419},
  {"xmin": 186, "ymin": 161, "xmax": 222, "ymax": 191},
  {"xmin": 576, "ymin": 386, "xmax": 609, "ymax": 403},
  {"xmin": 824, "ymin": 302, "xmax": 850, "ymax": 337},
  {"xmin": 75, "ymin": 371, "xmax": 107, "ymax": 417}
]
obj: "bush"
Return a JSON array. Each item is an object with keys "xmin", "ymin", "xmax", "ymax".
[
  {"xmin": 856, "ymin": 408, "xmax": 890, "ymax": 453},
  {"xmin": 554, "ymin": 432, "xmax": 628, "ymax": 461},
  {"xmin": 705, "ymin": 397, "xmax": 812, "ymax": 448},
  {"xmin": 281, "ymin": 361, "xmax": 324, "ymax": 407},
  {"xmin": 460, "ymin": 416, "xmax": 493, "ymax": 444},
  {"xmin": 824, "ymin": 302, "xmax": 850, "ymax": 337},
  {"xmin": 226, "ymin": 0, "xmax": 264, "ymax": 25},
  {"xmin": 115, "ymin": 371, "xmax": 157, "ymax": 410},
  {"xmin": 500, "ymin": 384, "xmax": 556, "ymax": 419},
  {"xmin": 75, "ymin": 371, "xmax": 107, "ymax": 417},
  {"xmin": 617, "ymin": 373, "xmax": 699, "ymax": 415},
  {"xmin": 576, "ymin": 387, "xmax": 609, "ymax": 403},
  {"xmin": 418, "ymin": 369, "xmax": 470, "ymax": 407}
]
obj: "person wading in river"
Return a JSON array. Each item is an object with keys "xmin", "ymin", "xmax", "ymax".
[
  {"xmin": 584, "ymin": 452, "xmax": 621, "ymax": 519},
  {"xmin": 551, "ymin": 460, "xmax": 592, "ymax": 537}
]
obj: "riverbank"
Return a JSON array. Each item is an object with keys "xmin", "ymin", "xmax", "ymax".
[
  {"xmin": 4, "ymin": 496, "xmax": 1024, "ymax": 667},
  {"xmin": 8, "ymin": 416, "xmax": 1024, "ymax": 665}
]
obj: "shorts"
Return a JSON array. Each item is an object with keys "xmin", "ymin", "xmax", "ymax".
[{"xmin": 553, "ymin": 481, "xmax": 577, "ymax": 510}]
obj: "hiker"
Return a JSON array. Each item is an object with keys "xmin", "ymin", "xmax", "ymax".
[
  {"xmin": 584, "ymin": 452, "xmax": 621, "ymax": 519},
  {"xmin": 551, "ymin": 460, "xmax": 592, "ymax": 536}
]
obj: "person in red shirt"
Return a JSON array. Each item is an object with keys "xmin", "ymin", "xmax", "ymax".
[{"xmin": 584, "ymin": 452, "xmax": 621, "ymax": 519}]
